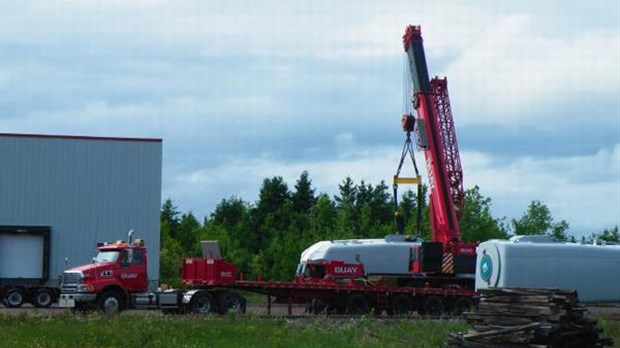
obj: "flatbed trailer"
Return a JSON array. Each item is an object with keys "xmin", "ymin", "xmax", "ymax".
[{"xmin": 174, "ymin": 257, "xmax": 477, "ymax": 316}]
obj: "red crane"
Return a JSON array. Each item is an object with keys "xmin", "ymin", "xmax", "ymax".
[{"xmin": 399, "ymin": 25, "xmax": 475, "ymax": 276}]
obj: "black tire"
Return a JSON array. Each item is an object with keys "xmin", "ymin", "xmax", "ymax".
[
  {"xmin": 161, "ymin": 308, "xmax": 184, "ymax": 315},
  {"xmin": 389, "ymin": 294, "xmax": 413, "ymax": 316},
  {"xmin": 420, "ymin": 296, "xmax": 444, "ymax": 317},
  {"xmin": 33, "ymin": 288, "xmax": 54, "ymax": 308},
  {"xmin": 97, "ymin": 291, "xmax": 124, "ymax": 315},
  {"xmin": 218, "ymin": 292, "xmax": 246, "ymax": 315},
  {"xmin": 4, "ymin": 289, "xmax": 25, "ymax": 308},
  {"xmin": 345, "ymin": 293, "xmax": 369, "ymax": 316},
  {"xmin": 452, "ymin": 297, "xmax": 474, "ymax": 316},
  {"xmin": 189, "ymin": 291, "xmax": 215, "ymax": 315},
  {"xmin": 71, "ymin": 302, "xmax": 92, "ymax": 314},
  {"xmin": 307, "ymin": 298, "xmax": 326, "ymax": 314}
]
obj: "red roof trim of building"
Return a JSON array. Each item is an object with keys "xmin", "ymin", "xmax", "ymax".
[{"xmin": 0, "ymin": 133, "xmax": 162, "ymax": 143}]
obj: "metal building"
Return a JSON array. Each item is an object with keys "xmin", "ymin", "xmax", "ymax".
[{"xmin": 0, "ymin": 133, "xmax": 162, "ymax": 290}]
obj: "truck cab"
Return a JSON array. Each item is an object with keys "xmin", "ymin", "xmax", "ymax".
[{"xmin": 59, "ymin": 238, "xmax": 148, "ymax": 313}]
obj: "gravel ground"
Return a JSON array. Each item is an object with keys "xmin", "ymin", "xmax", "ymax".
[
  {"xmin": 0, "ymin": 302, "xmax": 306, "ymax": 317},
  {"xmin": 2, "ymin": 302, "xmax": 619, "ymax": 320}
]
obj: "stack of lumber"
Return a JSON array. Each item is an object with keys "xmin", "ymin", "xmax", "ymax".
[{"xmin": 449, "ymin": 288, "xmax": 613, "ymax": 348}]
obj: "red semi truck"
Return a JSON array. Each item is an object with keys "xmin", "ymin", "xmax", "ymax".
[{"xmin": 58, "ymin": 233, "xmax": 476, "ymax": 316}]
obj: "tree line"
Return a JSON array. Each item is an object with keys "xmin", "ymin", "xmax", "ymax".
[{"xmin": 159, "ymin": 171, "xmax": 619, "ymax": 286}]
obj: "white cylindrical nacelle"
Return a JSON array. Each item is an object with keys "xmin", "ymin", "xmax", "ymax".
[
  {"xmin": 476, "ymin": 237, "xmax": 620, "ymax": 302},
  {"xmin": 299, "ymin": 237, "xmax": 419, "ymax": 275}
]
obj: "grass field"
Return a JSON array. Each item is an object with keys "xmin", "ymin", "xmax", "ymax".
[{"xmin": 0, "ymin": 312, "xmax": 618, "ymax": 348}]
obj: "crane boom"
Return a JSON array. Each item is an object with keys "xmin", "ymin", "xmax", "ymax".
[
  {"xmin": 431, "ymin": 78, "xmax": 464, "ymax": 222},
  {"xmin": 403, "ymin": 25, "xmax": 462, "ymax": 244},
  {"xmin": 399, "ymin": 25, "xmax": 476, "ymax": 278}
]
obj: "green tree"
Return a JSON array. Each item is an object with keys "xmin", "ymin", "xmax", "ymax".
[
  {"xmin": 160, "ymin": 198, "xmax": 180, "ymax": 241},
  {"xmin": 512, "ymin": 200, "xmax": 569, "ymax": 240},
  {"xmin": 252, "ymin": 176, "xmax": 291, "ymax": 250},
  {"xmin": 308, "ymin": 194, "xmax": 337, "ymax": 241},
  {"xmin": 398, "ymin": 185, "xmax": 429, "ymax": 238},
  {"xmin": 159, "ymin": 234, "xmax": 183, "ymax": 287},
  {"xmin": 458, "ymin": 186, "xmax": 508, "ymax": 242},
  {"xmin": 334, "ymin": 177, "xmax": 357, "ymax": 207},
  {"xmin": 334, "ymin": 177, "xmax": 358, "ymax": 238},
  {"xmin": 292, "ymin": 171, "xmax": 316, "ymax": 213},
  {"xmin": 160, "ymin": 199, "xmax": 182, "ymax": 286},
  {"xmin": 178, "ymin": 212, "xmax": 201, "ymax": 255},
  {"xmin": 589, "ymin": 225, "xmax": 620, "ymax": 243}
]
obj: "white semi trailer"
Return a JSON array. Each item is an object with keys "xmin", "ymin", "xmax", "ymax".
[{"xmin": 0, "ymin": 226, "xmax": 58, "ymax": 307}]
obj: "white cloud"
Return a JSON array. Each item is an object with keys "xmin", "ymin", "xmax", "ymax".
[
  {"xmin": 463, "ymin": 144, "xmax": 620, "ymax": 234},
  {"xmin": 445, "ymin": 14, "xmax": 619, "ymax": 127}
]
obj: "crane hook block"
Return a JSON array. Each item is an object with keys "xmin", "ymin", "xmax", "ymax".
[{"xmin": 402, "ymin": 114, "xmax": 415, "ymax": 133}]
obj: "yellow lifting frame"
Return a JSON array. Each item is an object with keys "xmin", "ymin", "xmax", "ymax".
[{"xmin": 393, "ymin": 175, "xmax": 421, "ymax": 185}]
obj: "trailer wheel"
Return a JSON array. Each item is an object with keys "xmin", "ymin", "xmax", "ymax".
[
  {"xmin": 218, "ymin": 292, "xmax": 246, "ymax": 315},
  {"xmin": 389, "ymin": 294, "xmax": 413, "ymax": 316},
  {"xmin": 4, "ymin": 289, "xmax": 25, "ymax": 308},
  {"xmin": 307, "ymin": 299, "xmax": 326, "ymax": 314},
  {"xmin": 420, "ymin": 296, "xmax": 444, "ymax": 317},
  {"xmin": 345, "ymin": 293, "xmax": 369, "ymax": 315},
  {"xmin": 97, "ymin": 291, "xmax": 123, "ymax": 315},
  {"xmin": 190, "ymin": 291, "xmax": 215, "ymax": 315},
  {"xmin": 33, "ymin": 288, "xmax": 54, "ymax": 308},
  {"xmin": 452, "ymin": 297, "xmax": 474, "ymax": 316},
  {"xmin": 161, "ymin": 308, "xmax": 184, "ymax": 315}
]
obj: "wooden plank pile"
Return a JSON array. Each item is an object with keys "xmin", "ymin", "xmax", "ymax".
[{"xmin": 449, "ymin": 288, "xmax": 613, "ymax": 348}]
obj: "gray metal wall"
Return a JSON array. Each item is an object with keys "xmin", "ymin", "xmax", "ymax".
[{"xmin": 0, "ymin": 134, "xmax": 162, "ymax": 290}]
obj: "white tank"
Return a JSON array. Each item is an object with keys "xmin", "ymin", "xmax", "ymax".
[
  {"xmin": 476, "ymin": 236, "xmax": 620, "ymax": 302},
  {"xmin": 298, "ymin": 235, "xmax": 420, "ymax": 275}
]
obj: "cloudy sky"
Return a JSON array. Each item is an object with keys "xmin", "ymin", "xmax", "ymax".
[{"xmin": 1, "ymin": 1, "xmax": 618, "ymax": 237}]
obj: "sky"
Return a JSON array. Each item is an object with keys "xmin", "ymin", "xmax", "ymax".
[{"xmin": 1, "ymin": 1, "xmax": 618, "ymax": 238}]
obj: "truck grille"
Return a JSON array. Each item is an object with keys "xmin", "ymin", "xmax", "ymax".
[{"xmin": 61, "ymin": 272, "xmax": 82, "ymax": 293}]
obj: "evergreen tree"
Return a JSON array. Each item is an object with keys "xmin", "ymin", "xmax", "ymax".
[
  {"xmin": 159, "ymin": 199, "xmax": 182, "ymax": 286},
  {"xmin": 252, "ymin": 176, "xmax": 291, "ymax": 250},
  {"xmin": 292, "ymin": 171, "xmax": 316, "ymax": 213},
  {"xmin": 334, "ymin": 177, "xmax": 357, "ymax": 207},
  {"xmin": 160, "ymin": 198, "xmax": 180, "ymax": 240},
  {"xmin": 308, "ymin": 194, "xmax": 337, "ymax": 241},
  {"xmin": 178, "ymin": 212, "xmax": 201, "ymax": 254}
]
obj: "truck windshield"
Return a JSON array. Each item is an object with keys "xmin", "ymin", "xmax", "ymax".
[{"xmin": 93, "ymin": 250, "xmax": 120, "ymax": 263}]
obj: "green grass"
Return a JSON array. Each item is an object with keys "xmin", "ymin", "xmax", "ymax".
[
  {"xmin": 2, "ymin": 312, "xmax": 618, "ymax": 348},
  {"xmin": 601, "ymin": 320, "xmax": 620, "ymax": 348},
  {"xmin": 0, "ymin": 312, "xmax": 467, "ymax": 348}
]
